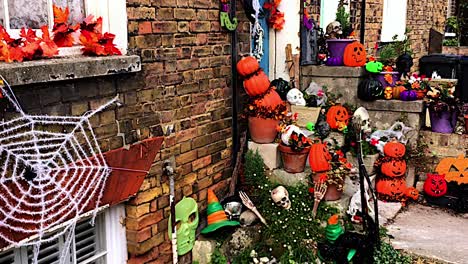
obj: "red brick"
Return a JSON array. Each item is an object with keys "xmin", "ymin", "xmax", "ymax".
[
  {"xmin": 152, "ymin": 21, "xmax": 178, "ymax": 33},
  {"xmin": 127, "ymin": 226, "xmax": 152, "ymax": 243},
  {"xmin": 138, "ymin": 21, "xmax": 152, "ymax": 35},
  {"xmin": 175, "ymin": 149, "xmax": 197, "ymax": 165},
  {"xmin": 190, "ymin": 21, "xmax": 211, "ymax": 32},
  {"xmin": 192, "ymin": 155, "xmax": 212, "ymax": 170}
]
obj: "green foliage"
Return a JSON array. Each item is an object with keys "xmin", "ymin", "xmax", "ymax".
[
  {"xmin": 446, "ymin": 16, "xmax": 459, "ymax": 33},
  {"xmin": 335, "ymin": 6, "xmax": 350, "ymax": 32},
  {"xmin": 241, "ymin": 150, "xmax": 339, "ymax": 262},
  {"xmin": 443, "ymin": 38, "xmax": 459, "ymax": 46},
  {"xmin": 379, "ymin": 30, "xmax": 413, "ymax": 67},
  {"xmin": 210, "ymin": 245, "xmax": 228, "ymax": 264},
  {"xmin": 373, "ymin": 242, "xmax": 412, "ymax": 264}
]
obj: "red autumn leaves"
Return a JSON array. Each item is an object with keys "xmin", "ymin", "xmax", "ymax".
[
  {"xmin": 263, "ymin": 0, "xmax": 285, "ymax": 30},
  {"xmin": 0, "ymin": 5, "xmax": 121, "ymax": 63}
]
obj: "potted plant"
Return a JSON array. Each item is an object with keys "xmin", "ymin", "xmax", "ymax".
[
  {"xmin": 397, "ymin": 73, "xmax": 430, "ymax": 100},
  {"xmin": 325, "ymin": 4, "xmax": 356, "ymax": 66},
  {"xmin": 425, "ymin": 82, "xmax": 460, "ymax": 133},
  {"xmin": 278, "ymin": 129, "xmax": 312, "ymax": 173}
]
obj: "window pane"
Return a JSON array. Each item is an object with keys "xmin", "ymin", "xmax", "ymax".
[
  {"xmin": 0, "ymin": 1, "xmax": 5, "ymax": 26},
  {"xmin": 0, "ymin": 248, "xmax": 15, "ymax": 264},
  {"xmin": 53, "ymin": 0, "xmax": 85, "ymax": 24},
  {"xmin": 8, "ymin": 0, "xmax": 48, "ymax": 29}
]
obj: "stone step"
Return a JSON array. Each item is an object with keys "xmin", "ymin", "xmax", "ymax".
[
  {"xmin": 247, "ymin": 141, "xmax": 281, "ymax": 170},
  {"xmin": 269, "ymin": 168, "xmax": 311, "ymax": 187}
]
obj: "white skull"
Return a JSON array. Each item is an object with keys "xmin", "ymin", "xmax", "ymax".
[
  {"xmin": 271, "ymin": 186, "xmax": 291, "ymax": 209},
  {"xmin": 281, "ymin": 125, "xmax": 303, "ymax": 145},
  {"xmin": 326, "ymin": 21, "xmax": 342, "ymax": 38},
  {"xmin": 352, "ymin": 107, "xmax": 371, "ymax": 133},
  {"xmin": 286, "ymin": 88, "xmax": 306, "ymax": 106},
  {"xmin": 239, "ymin": 210, "xmax": 258, "ymax": 227}
]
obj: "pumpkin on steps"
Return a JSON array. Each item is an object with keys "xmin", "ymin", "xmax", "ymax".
[
  {"xmin": 376, "ymin": 178, "xmax": 406, "ymax": 201},
  {"xmin": 381, "ymin": 159, "xmax": 407, "ymax": 177},
  {"xmin": 253, "ymin": 89, "xmax": 282, "ymax": 107},
  {"xmin": 423, "ymin": 173, "xmax": 447, "ymax": 197},
  {"xmin": 357, "ymin": 78, "xmax": 384, "ymax": 101},
  {"xmin": 435, "ymin": 154, "xmax": 468, "ymax": 184},
  {"xmin": 309, "ymin": 141, "xmax": 331, "ymax": 172},
  {"xmin": 383, "ymin": 141, "xmax": 406, "ymax": 158},
  {"xmin": 243, "ymin": 70, "xmax": 271, "ymax": 97},
  {"xmin": 236, "ymin": 56, "xmax": 259, "ymax": 77},
  {"xmin": 343, "ymin": 41, "xmax": 367, "ymax": 67},
  {"xmin": 326, "ymin": 105, "xmax": 349, "ymax": 130},
  {"xmin": 393, "ymin": 86, "xmax": 406, "ymax": 99}
]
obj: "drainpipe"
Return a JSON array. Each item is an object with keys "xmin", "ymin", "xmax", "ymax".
[
  {"xmin": 231, "ymin": 0, "xmax": 240, "ymax": 166},
  {"xmin": 360, "ymin": 0, "xmax": 366, "ymax": 44}
]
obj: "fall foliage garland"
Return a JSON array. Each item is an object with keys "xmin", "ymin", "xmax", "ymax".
[{"xmin": 0, "ymin": 5, "xmax": 121, "ymax": 63}]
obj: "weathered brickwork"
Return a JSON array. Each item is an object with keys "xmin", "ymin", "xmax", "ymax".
[{"xmin": 352, "ymin": 0, "xmax": 448, "ymax": 69}]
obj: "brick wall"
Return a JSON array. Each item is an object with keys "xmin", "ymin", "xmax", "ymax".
[
  {"xmin": 125, "ymin": 0, "xmax": 249, "ymax": 263},
  {"xmin": 443, "ymin": 46, "xmax": 468, "ymax": 55},
  {"xmin": 351, "ymin": 0, "xmax": 448, "ymax": 69}
]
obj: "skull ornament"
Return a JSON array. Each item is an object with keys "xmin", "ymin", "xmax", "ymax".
[
  {"xmin": 271, "ymin": 186, "xmax": 291, "ymax": 209},
  {"xmin": 239, "ymin": 209, "xmax": 258, "ymax": 227},
  {"xmin": 326, "ymin": 21, "xmax": 342, "ymax": 39},
  {"xmin": 286, "ymin": 88, "xmax": 306, "ymax": 106},
  {"xmin": 352, "ymin": 107, "xmax": 371, "ymax": 133},
  {"xmin": 168, "ymin": 197, "xmax": 199, "ymax": 255}
]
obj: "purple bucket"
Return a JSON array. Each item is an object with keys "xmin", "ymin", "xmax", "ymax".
[
  {"xmin": 374, "ymin": 72, "xmax": 401, "ymax": 87},
  {"xmin": 326, "ymin": 39, "xmax": 355, "ymax": 66},
  {"xmin": 429, "ymin": 110, "xmax": 458, "ymax": 134}
]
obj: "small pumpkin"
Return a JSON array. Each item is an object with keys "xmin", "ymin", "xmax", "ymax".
[
  {"xmin": 435, "ymin": 154, "xmax": 468, "ymax": 184},
  {"xmin": 376, "ymin": 178, "xmax": 406, "ymax": 201},
  {"xmin": 423, "ymin": 173, "xmax": 447, "ymax": 197},
  {"xmin": 400, "ymin": 90, "xmax": 417, "ymax": 101},
  {"xmin": 253, "ymin": 89, "xmax": 282, "ymax": 107},
  {"xmin": 309, "ymin": 141, "xmax": 332, "ymax": 172},
  {"xmin": 383, "ymin": 86, "xmax": 393, "ymax": 100},
  {"xmin": 236, "ymin": 56, "xmax": 259, "ymax": 77},
  {"xmin": 243, "ymin": 70, "xmax": 270, "ymax": 97},
  {"xmin": 343, "ymin": 41, "xmax": 367, "ymax": 67},
  {"xmin": 326, "ymin": 105, "xmax": 349, "ymax": 130},
  {"xmin": 392, "ymin": 85, "xmax": 406, "ymax": 99},
  {"xmin": 405, "ymin": 187, "xmax": 419, "ymax": 201},
  {"xmin": 381, "ymin": 159, "xmax": 407, "ymax": 177},
  {"xmin": 383, "ymin": 141, "xmax": 406, "ymax": 158},
  {"xmin": 357, "ymin": 78, "xmax": 384, "ymax": 101}
]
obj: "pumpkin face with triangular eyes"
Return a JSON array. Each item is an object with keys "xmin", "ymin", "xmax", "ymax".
[
  {"xmin": 383, "ymin": 141, "xmax": 406, "ymax": 158},
  {"xmin": 435, "ymin": 155, "xmax": 468, "ymax": 184},
  {"xmin": 381, "ymin": 160, "xmax": 407, "ymax": 177},
  {"xmin": 343, "ymin": 42, "xmax": 367, "ymax": 67},
  {"xmin": 423, "ymin": 173, "xmax": 447, "ymax": 197},
  {"xmin": 376, "ymin": 178, "xmax": 406, "ymax": 201},
  {"xmin": 326, "ymin": 105, "xmax": 349, "ymax": 130}
]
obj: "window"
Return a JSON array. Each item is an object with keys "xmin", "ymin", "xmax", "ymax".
[
  {"xmin": 0, "ymin": 205, "xmax": 127, "ymax": 264},
  {"xmin": 381, "ymin": 0, "xmax": 407, "ymax": 42},
  {"xmin": 0, "ymin": 0, "xmax": 128, "ymax": 54}
]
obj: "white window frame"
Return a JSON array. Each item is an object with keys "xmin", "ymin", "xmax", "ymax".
[
  {"xmin": 0, "ymin": 0, "xmax": 127, "ymax": 55},
  {"xmin": 380, "ymin": 0, "xmax": 407, "ymax": 42},
  {"xmin": 0, "ymin": 204, "xmax": 127, "ymax": 264}
]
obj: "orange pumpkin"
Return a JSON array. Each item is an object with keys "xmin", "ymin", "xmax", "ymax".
[
  {"xmin": 405, "ymin": 187, "xmax": 419, "ymax": 201},
  {"xmin": 309, "ymin": 141, "xmax": 331, "ymax": 172},
  {"xmin": 253, "ymin": 89, "xmax": 282, "ymax": 107},
  {"xmin": 435, "ymin": 154, "xmax": 468, "ymax": 184},
  {"xmin": 376, "ymin": 178, "xmax": 406, "ymax": 201},
  {"xmin": 393, "ymin": 86, "xmax": 406, "ymax": 99},
  {"xmin": 343, "ymin": 42, "xmax": 367, "ymax": 67},
  {"xmin": 236, "ymin": 56, "xmax": 259, "ymax": 77},
  {"xmin": 381, "ymin": 159, "xmax": 407, "ymax": 177},
  {"xmin": 326, "ymin": 105, "xmax": 349, "ymax": 130},
  {"xmin": 383, "ymin": 141, "xmax": 406, "ymax": 158},
  {"xmin": 243, "ymin": 70, "xmax": 271, "ymax": 97}
]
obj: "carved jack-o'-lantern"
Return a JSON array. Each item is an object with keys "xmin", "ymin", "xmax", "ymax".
[
  {"xmin": 376, "ymin": 178, "xmax": 406, "ymax": 201},
  {"xmin": 405, "ymin": 187, "xmax": 419, "ymax": 201},
  {"xmin": 326, "ymin": 105, "xmax": 349, "ymax": 130},
  {"xmin": 423, "ymin": 173, "xmax": 447, "ymax": 197},
  {"xmin": 343, "ymin": 42, "xmax": 367, "ymax": 67},
  {"xmin": 381, "ymin": 159, "xmax": 407, "ymax": 177},
  {"xmin": 383, "ymin": 141, "xmax": 406, "ymax": 158},
  {"xmin": 383, "ymin": 86, "xmax": 393, "ymax": 100},
  {"xmin": 309, "ymin": 141, "xmax": 332, "ymax": 172},
  {"xmin": 435, "ymin": 154, "xmax": 468, "ymax": 184}
]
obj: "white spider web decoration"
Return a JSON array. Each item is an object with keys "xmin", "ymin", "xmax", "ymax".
[{"xmin": 0, "ymin": 78, "xmax": 116, "ymax": 263}]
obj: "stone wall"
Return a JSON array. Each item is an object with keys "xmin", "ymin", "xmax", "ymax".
[{"xmin": 126, "ymin": 1, "xmax": 250, "ymax": 263}]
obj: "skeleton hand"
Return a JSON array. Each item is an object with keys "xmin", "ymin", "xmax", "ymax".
[{"xmin": 312, "ymin": 181, "xmax": 328, "ymax": 218}]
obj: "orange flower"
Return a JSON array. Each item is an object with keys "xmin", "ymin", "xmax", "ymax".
[
  {"xmin": 384, "ymin": 74, "xmax": 394, "ymax": 85},
  {"xmin": 411, "ymin": 82, "xmax": 420, "ymax": 89}
]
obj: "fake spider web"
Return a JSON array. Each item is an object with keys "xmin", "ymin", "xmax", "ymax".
[{"xmin": 0, "ymin": 78, "xmax": 115, "ymax": 263}]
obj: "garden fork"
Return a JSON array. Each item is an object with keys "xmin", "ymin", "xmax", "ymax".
[
  {"xmin": 239, "ymin": 191, "xmax": 268, "ymax": 226},
  {"xmin": 312, "ymin": 181, "xmax": 328, "ymax": 218}
]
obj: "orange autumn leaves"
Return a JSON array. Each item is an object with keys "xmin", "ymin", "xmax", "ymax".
[{"xmin": 0, "ymin": 5, "xmax": 120, "ymax": 62}]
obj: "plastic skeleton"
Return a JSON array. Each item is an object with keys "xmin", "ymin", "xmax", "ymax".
[
  {"xmin": 0, "ymin": 77, "xmax": 115, "ymax": 264},
  {"xmin": 250, "ymin": 0, "xmax": 264, "ymax": 60},
  {"xmin": 312, "ymin": 180, "xmax": 327, "ymax": 218}
]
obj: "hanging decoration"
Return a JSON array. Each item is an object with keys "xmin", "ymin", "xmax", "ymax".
[
  {"xmin": 220, "ymin": 0, "xmax": 238, "ymax": 31},
  {"xmin": 0, "ymin": 77, "xmax": 116, "ymax": 263},
  {"xmin": 263, "ymin": 0, "xmax": 285, "ymax": 31}
]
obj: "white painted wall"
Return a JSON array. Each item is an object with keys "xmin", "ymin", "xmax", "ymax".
[
  {"xmin": 268, "ymin": 0, "xmax": 301, "ymax": 81},
  {"xmin": 381, "ymin": 0, "xmax": 407, "ymax": 41}
]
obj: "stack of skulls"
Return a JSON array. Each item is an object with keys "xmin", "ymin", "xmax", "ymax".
[
  {"xmin": 237, "ymin": 56, "xmax": 285, "ymax": 143},
  {"xmin": 375, "ymin": 141, "xmax": 419, "ymax": 203}
]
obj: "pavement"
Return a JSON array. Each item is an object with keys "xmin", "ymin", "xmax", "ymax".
[{"xmin": 386, "ymin": 204, "xmax": 468, "ymax": 264}]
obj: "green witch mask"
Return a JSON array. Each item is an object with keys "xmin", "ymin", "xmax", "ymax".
[{"xmin": 168, "ymin": 197, "xmax": 199, "ymax": 255}]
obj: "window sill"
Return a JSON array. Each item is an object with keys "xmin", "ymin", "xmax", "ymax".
[{"xmin": 0, "ymin": 55, "xmax": 141, "ymax": 86}]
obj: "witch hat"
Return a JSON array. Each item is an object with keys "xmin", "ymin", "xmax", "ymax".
[{"xmin": 201, "ymin": 189, "xmax": 239, "ymax": 234}]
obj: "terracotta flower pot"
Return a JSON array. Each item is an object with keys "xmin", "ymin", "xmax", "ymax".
[
  {"xmin": 248, "ymin": 117, "xmax": 279, "ymax": 143},
  {"xmin": 323, "ymin": 184, "xmax": 343, "ymax": 201},
  {"xmin": 278, "ymin": 144, "xmax": 310, "ymax": 173}
]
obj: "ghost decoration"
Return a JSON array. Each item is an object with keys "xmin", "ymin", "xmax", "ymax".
[
  {"xmin": 271, "ymin": 186, "xmax": 291, "ymax": 209},
  {"xmin": 286, "ymin": 88, "xmax": 306, "ymax": 106},
  {"xmin": 281, "ymin": 125, "xmax": 303, "ymax": 145},
  {"xmin": 352, "ymin": 107, "xmax": 371, "ymax": 134}
]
